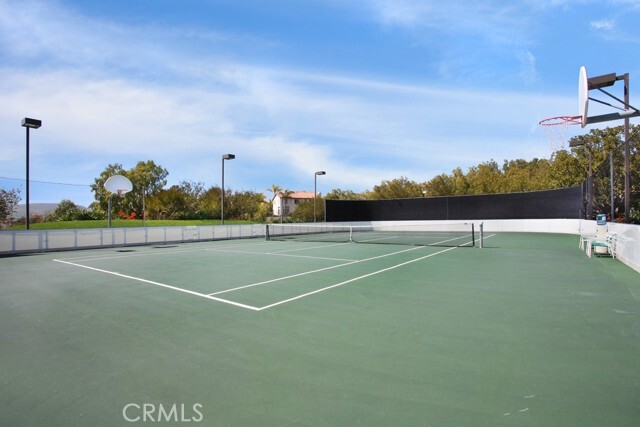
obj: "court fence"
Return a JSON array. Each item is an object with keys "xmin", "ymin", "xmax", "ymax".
[
  {"xmin": 0, "ymin": 224, "xmax": 264, "ymax": 255},
  {"xmin": 1, "ymin": 220, "xmax": 638, "ymax": 275},
  {"xmin": 325, "ymin": 186, "xmax": 583, "ymax": 222}
]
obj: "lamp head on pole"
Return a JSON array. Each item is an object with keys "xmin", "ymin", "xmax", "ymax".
[
  {"xmin": 21, "ymin": 118, "xmax": 42, "ymax": 129},
  {"xmin": 315, "ymin": 171, "xmax": 326, "ymax": 176},
  {"xmin": 569, "ymin": 137, "xmax": 585, "ymax": 148},
  {"xmin": 222, "ymin": 153, "xmax": 236, "ymax": 160}
]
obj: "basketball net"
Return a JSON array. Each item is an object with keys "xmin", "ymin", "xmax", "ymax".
[{"xmin": 539, "ymin": 115, "xmax": 581, "ymax": 157}]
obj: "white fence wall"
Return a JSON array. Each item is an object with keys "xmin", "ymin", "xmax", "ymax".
[
  {"xmin": 608, "ymin": 222, "xmax": 640, "ymax": 274},
  {"xmin": 0, "ymin": 224, "xmax": 265, "ymax": 255}
]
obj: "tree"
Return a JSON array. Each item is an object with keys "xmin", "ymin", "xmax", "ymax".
[
  {"xmin": 127, "ymin": 160, "xmax": 169, "ymax": 216},
  {"xmin": 177, "ymin": 181, "xmax": 206, "ymax": 218},
  {"xmin": 47, "ymin": 199, "xmax": 84, "ymax": 221},
  {"xmin": 424, "ymin": 174, "xmax": 454, "ymax": 196},
  {"xmin": 546, "ymin": 150, "xmax": 585, "ymax": 189},
  {"xmin": 290, "ymin": 196, "xmax": 324, "ymax": 222},
  {"xmin": 226, "ymin": 190, "xmax": 268, "ymax": 221},
  {"xmin": 450, "ymin": 167, "xmax": 470, "ymax": 195},
  {"xmin": 90, "ymin": 161, "xmax": 168, "ymax": 217},
  {"xmin": 146, "ymin": 186, "xmax": 189, "ymax": 220},
  {"xmin": 370, "ymin": 177, "xmax": 424, "ymax": 199},
  {"xmin": 502, "ymin": 158, "xmax": 551, "ymax": 192},
  {"xmin": 267, "ymin": 185, "xmax": 283, "ymax": 203},
  {"xmin": 0, "ymin": 188, "xmax": 21, "ymax": 222},
  {"xmin": 325, "ymin": 188, "xmax": 366, "ymax": 200},
  {"xmin": 199, "ymin": 187, "xmax": 222, "ymax": 219},
  {"xmin": 466, "ymin": 160, "xmax": 504, "ymax": 194}
]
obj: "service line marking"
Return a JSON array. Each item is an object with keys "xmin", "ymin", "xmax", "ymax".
[
  {"xmin": 205, "ymin": 248, "xmax": 357, "ymax": 262},
  {"xmin": 256, "ymin": 246, "xmax": 458, "ymax": 310},
  {"xmin": 250, "ymin": 233, "xmax": 496, "ymax": 310},
  {"xmin": 208, "ymin": 245, "xmax": 426, "ymax": 297}
]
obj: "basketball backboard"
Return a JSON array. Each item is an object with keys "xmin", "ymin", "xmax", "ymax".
[
  {"xmin": 578, "ymin": 66, "xmax": 589, "ymax": 128},
  {"xmin": 104, "ymin": 175, "xmax": 133, "ymax": 195},
  {"xmin": 579, "ymin": 66, "xmax": 640, "ymax": 127}
]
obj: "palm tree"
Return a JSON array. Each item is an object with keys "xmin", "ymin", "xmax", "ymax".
[{"xmin": 267, "ymin": 185, "xmax": 283, "ymax": 204}]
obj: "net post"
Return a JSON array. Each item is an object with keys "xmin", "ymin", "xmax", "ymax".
[
  {"xmin": 349, "ymin": 226, "xmax": 353, "ymax": 242},
  {"xmin": 479, "ymin": 223, "xmax": 484, "ymax": 248},
  {"xmin": 471, "ymin": 223, "xmax": 475, "ymax": 247},
  {"xmin": 265, "ymin": 224, "xmax": 271, "ymax": 241}
]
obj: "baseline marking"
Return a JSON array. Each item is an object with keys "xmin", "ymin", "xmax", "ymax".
[{"xmin": 53, "ymin": 259, "xmax": 260, "ymax": 311}]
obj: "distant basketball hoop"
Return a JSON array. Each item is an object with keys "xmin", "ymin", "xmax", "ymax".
[
  {"xmin": 104, "ymin": 175, "xmax": 133, "ymax": 228},
  {"xmin": 105, "ymin": 175, "xmax": 133, "ymax": 195},
  {"xmin": 539, "ymin": 115, "xmax": 582, "ymax": 156}
]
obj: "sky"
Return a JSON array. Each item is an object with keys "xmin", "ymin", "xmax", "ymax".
[{"xmin": 1, "ymin": 0, "xmax": 640, "ymax": 206}]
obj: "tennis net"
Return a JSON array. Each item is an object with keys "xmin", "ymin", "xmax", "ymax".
[{"xmin": 266, "ymin": 223, "xmax": 477, "ymax": 247}]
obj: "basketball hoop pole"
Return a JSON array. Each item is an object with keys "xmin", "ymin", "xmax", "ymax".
[
  {"xmin": 624, "ymin": 73, "xmax": 630, "ymax": 223},
  {"xmin": 108, "ymin": 194, "xmax": 113, "ymax": 228},
  {"xmin": 582, "ymin": 68, "xmax": 636, "ymax": 222}
]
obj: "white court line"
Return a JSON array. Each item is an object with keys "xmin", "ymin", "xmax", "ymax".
[
  {"xmin": 267, "ymin": 241, "xmax": 352, "ymax": 254},
  {"xmin": 208, "ymin": 245, "xmax": 426, "ymax": 296},
  {"xmin": 53, "ymin": 233, "xmax": 498, "ymax": 312},
  {"xmin": 255, "ymin": 232, "xmax": 497, "ymax": 310},
  {"xmin": 57, "ymin": 240, "xmax": 277, "ymax": 263},
  {"xmin": 205, "ymin": 248, "xmax": 357, "ymax": 262},
  {"xmin": 52, "ymin": 259, "xmax": 261, "ymax": 311},
  {"xmin": 357, "ymin": 233, "xmax": 472, "ymax": 245},
  {"xmin": 256, "ymin": 246, "xmax": 458, "ymax": 310},
  {"xmin": 59, "ymin": 247, "xmax": 214, "ymax": 263}
]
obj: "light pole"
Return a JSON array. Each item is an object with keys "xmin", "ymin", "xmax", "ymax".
[
  {"xmin": 221, "ymin": 154, "xmax": 235, "ymax": 225},
  {"xmin": 314, "ymin": 171, "xmax": 326, "ymax": 223},
  {"xmin": 21, "ymin": 118, "xmax": 42, "ymax": 230}
]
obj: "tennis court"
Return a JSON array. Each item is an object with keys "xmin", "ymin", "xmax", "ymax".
[{"xmin": 1, "ymin": 231, "xmax": 639, "ymax": 426}]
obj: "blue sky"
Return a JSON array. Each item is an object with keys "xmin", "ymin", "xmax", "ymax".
[{"xmin": 1, "ymin": 0, "xmax": 639, "ymax": 206}]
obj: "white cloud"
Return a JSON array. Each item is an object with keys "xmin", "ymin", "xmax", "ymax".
[
  {"xmin": 590, "ymin": 19, "xmax": 615, "ymax": 31},
  {"xmin": 518, "ymin": 50, "xmax": 539, "ymax": 84},
  {"xmin": 356, "ymin": 0, "xmax": 533, "ymax": 46}
]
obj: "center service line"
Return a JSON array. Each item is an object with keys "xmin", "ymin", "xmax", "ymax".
[{"xmin": 256, "ymin": 246, "xmax": 459, "ymax": 311}]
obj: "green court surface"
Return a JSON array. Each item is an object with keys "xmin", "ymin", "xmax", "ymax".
[{"xmin": 1, "ymin": 233, "xmax": 639, "ymax": 426}]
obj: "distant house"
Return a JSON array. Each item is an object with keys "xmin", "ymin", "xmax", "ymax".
[{"xmin": 272, "ymin": 191, "xmax": 315, "ymax": 217}]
